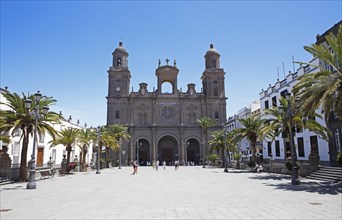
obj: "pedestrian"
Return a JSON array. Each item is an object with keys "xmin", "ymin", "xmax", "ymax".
[
  {"xmin": 175, "ymin": 160, "xmax": 179, "ymax": 170},
  {"xmin": 132, "ymin": 160, "xmax": 138, "ymax": 175},
  {"xmin": 163, "ymin": 160, "xmax": 166, "ymax": 170},
  {"xmin": 156, "ymin": 160, "xmax": 159, "ymax": 171}
]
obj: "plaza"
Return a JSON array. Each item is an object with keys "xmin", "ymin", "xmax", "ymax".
[{"xmin": 1, "ymin": 166, "xmax": 341, "ymax": 220}]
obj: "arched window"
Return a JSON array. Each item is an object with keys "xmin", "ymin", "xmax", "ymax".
[
  {"xmin": 117, "ymin": 58, "xmax": 122, "ymax": 66},
  {"xmin": 161, "ymin": 81, "xmax": 173, "ymax": 94},
  {"xmin": 211, "ymin": 59, "xmax": 216, "ymax": 68},
  {"xmin": 213, "ymin": 80, "xmax": 218, "ymax": 84}
]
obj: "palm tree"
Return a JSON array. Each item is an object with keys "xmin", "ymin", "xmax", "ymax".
[
  {"xmin": 0, "ymin": 91, "xmax": 60, "ymax": 182},
  {"xmin": 233, "ymin": 115, "xmax": 266, "ymax": 163},
  {"xmin": 100, "ymin": 130, "xmax": 119, "ymax": 166},
  {"xmin": 50, "ymin": 127, "xmax": 80, "ymax": 165},
  {"xmin": 293, "ymin": 24, "xmax": 342, "ymax": 121},
  {"xmin": 77, "ymin": 128, "xmax": 96, "ymax": 171},
  {"xmin": 263, "ymin": 96, "xmax": 330, "ymax": 147},
  {"xmin": 225, "ymin": 131, "xmax": 238, "ymax": 163},
  {"xmin": 197, "ymin": 117, "xmax": 216, "ymax": 168},
  {"xmin": 105, "ymin": 124, "xmax": 131, "ymax": 166},
  {"xmin": 208, "ymin": 130, "xmax": 225, "ymax": 168}
]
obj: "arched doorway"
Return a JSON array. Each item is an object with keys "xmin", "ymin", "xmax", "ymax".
[
  {"xmin": 186, "ymin": 138, "xmax": 200, "ymax": 165},
  {"xmin": 136, "ymin": 139, "xmax": 150, "ymax": 166},
  {"xmin": 158, "ymin": 136, "xmax": 178, "ymax": 164}
]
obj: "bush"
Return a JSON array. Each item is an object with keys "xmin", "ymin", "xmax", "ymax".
[
  {"xmin": 247, "ymin": 161, "xmax": 255, "ymax": 168},
  {"xmin": 207, "ymin": 153, "xmax": 219, "ymax": 165},
  {"xmin": 285, "ymin": 160, "xmax": 300, "ymax": 171},
  {"xmin": 337, "ymin": 152, "xmax": 342, "ymax": 166}
]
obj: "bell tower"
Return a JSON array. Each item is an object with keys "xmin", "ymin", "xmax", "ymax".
[
  {"xmin": 201, "ymin": 43, "xmax": 226, "ymax": 125},
  {"xmin": 108, "ymin": 42, "xmax": 131, "ymax": 97},
  {"xmin": 107, "ymin": 42, "xmax": 131, "ymax": 125}
]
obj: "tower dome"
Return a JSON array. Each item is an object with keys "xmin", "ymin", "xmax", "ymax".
[
  {"xmin": 112, "ymin": 42, "xmax": 129, "ymax": 68},
  {"xmin": 204, "ymin": 44, "xmax": 220, "ymax": 69}
]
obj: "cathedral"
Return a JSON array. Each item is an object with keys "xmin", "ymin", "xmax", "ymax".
[{"xmin": 106, "ymin": 42, "xmax": 227, "ymax": 165}]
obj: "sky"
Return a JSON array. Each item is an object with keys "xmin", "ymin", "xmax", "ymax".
[{"xmin": 1, "ymin": 0, "xmax": 341, "ymax": 128}]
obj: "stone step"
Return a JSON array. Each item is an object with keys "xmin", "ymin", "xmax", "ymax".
[
  {"xmin": 0, "ymin": 176, "xmax": 13, "ymax": 185},
  {"xmin": 307, "ymin": 166, "xmax": 342, "ymax": 182},
  {"xmin": 307, "ymin": 175, "xmax": 341, "ymax": 182}
]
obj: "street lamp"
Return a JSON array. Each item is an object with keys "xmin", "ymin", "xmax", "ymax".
[
  {"xmin": 223, "ymin": 126, "xmax": 229, "ymax": 173},
  {"xmin": 282, "ymin": 92, "xmax": 300, "ymax": 185},
  {"xmin": 119, "ymin": 138, "xmax": 122, "ymax": 169},
  {"xmin": 96, "ymin": 126, "xmax": 101, "ymax": 174},
  {"xmin": 25, "ymin": 91, "xmax": 49, "ymax": 189}
]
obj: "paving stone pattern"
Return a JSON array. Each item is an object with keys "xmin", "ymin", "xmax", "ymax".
[{"xmin": 1, "ymin": 166, "xmax": 341, "ymax": 219}]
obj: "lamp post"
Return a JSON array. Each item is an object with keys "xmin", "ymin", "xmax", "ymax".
[
  {"xmin": 25, "ymin": 91, "xmax": 49, "ymax": 189},
  {"xmin": 283, "ymin": 92, "xmax": 300, "ymax": 185},
  {"xmin": 223, "ymin": 126, "xmax": 229, "ymax": 172},
  {"xmin": 96, "ymin": 126, "xmax": 101, "ymax": 174},
  {"xmin": 119, "ymin": 138, "xmax": 122, "ymax": 169}
]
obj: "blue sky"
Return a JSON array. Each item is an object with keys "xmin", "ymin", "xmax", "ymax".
[{"xmin": 1, "ymin": 1, "xmax": 341, "ymax": 127}]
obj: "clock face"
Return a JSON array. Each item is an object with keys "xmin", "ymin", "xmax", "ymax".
[
  {"xmin": 116, "ymin": 87, "xmax": 121, "ymax": 92},
  {"xmin": 160, "ymin": 105, "xmax": 176, "ymax": 121}
]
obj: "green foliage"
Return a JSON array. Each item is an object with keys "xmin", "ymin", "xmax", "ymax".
[
  {"xmin": 233, "ymin": 116, "xmax": 267, "ymax": 163},
  {"xmin": 207, "ymin": 153, "xmax": 219, "ymax": 164},
  {"xmin": 233, "ymin": 154, "xmax": 242, "ymax": 161},
  {"xmin": 263, "ymin": 96, "xmax": 330, "ymax": 142},
  {"xmin": 285, "ymin": 160, "xmax": 301, "ymax": 171},
  {"xmin": 293, "ymin": 24, "xmax": 342, "ymax": 121},
  {"xmin": 337, "ymin": 152, "xmax": 342, "ymax": 167},
  {"xmin": 0, "ymin": 91, "xmax": 61, "ymax": 182}
]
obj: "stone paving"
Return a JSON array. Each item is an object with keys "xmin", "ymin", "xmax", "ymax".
[{"xmin": 1, "ymin": 166, "xmax": 341, "ymax": 220}]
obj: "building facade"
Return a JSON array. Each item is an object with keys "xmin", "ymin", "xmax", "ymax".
[
  {"xmin": 260, "ymin": 21, "xmax": 342, "ymax": 166},
  {"xmin": 106, "ymin": 43, "xmax": 227, "ymax": 165},
  {"xmin": 226, "ymin": 100, "xmax": 261, "ymax": 162},
  {"xmin": 0, "ymin": 87, "xmax": 85, "ymax": 178}
]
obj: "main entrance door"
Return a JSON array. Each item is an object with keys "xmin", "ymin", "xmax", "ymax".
[{"xmin": 158, "ymin": 136, "xmax": 178, "ymax": 164}]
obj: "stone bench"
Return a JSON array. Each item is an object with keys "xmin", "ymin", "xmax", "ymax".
[{"xmin": 39, "ymin": 170, "xmax": 54, "ymax": 179}]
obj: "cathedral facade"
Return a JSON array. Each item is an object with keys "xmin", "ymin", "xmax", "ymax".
[{"xmin": 106, "ymin": 42, "xmax": 227, "ymax": 165}]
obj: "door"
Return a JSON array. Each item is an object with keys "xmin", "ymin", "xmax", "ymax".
[{"xmin": 37, "ymin": 148, "xmax": 44, "ymax": 167}]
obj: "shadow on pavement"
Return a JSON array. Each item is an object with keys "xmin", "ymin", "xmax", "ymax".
[
  {"xmin": 263, "ymin": 179, "xmax": 342, "ymax": 195},
  {"xmin": 0, "ymin": 185, "xmax": 25, "ymax": 191}
]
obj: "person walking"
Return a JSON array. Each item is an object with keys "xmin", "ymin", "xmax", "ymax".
[
  {"xmin": 155, "ymin": 160, "xmax": 159, "ymax": 171},
  {"xmin": 132, "ymin": 160, "xmax": 138, "ymax": 175},
  {"xmin": 163, "ymin": 160, "xmax": 166, "ymax": 170}
]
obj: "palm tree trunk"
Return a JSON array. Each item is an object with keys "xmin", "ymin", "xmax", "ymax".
[
  {"xmin": 19, "ymin": 132, "xmax": 29, "ymax": 182},
  {"xmin": 66, "ymin": 145, "xmax": 72, "ymax": 165},
  {"xmin": 82, "ymin": 149, "xmax": 87, "ymax": 172},
  {"xmin": 251, "ymin": 141, "xmax": 256, "ymax": 163}
]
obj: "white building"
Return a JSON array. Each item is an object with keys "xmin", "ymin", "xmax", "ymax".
[
  {"xmin": 226, "ymin": 100, "xmax": 261, "ymax": 161},
  {"xmin": 259, "ymin": 57, "xmax": 330, "ymax": 164},
  {"xmin": 0, "ymin": 87, "xmax": 87, "ymax": 171}
]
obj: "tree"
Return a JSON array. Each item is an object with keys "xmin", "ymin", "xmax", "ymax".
[
  {"xmin": 197, "ymin": 117, "xmax": 216, "ymax": 167},
  {"xmin": 0, "ymin": 91, "xmax": 60, "ymax": 182},
  {"xmin": 77, "ymin": 128, "xmax": 97, "ymax": 171},
  {"xmin": 104, "ymin": 124, "xmax": 131, "ymax": 166},
  {"xmin": 100, "ymin": 129, "xmax": 119, "ymax": 165},
  {"xmin": 50, "ymin": 127, "xmax": 80, "ymax": 165},
  {"xmin": 293, "ymin": 24, "xmax": 342, "ymax": 121},
  {"xmin": 233, "ymin": 115, "xmax": 266, "ymax": 163},
  {"xmin": 208, "ymin": 130, "xmax": 225, "ymax": 168},
  {"xmin": 263, "ymin": 96, "xmax": 330, "ymax": 152}
]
